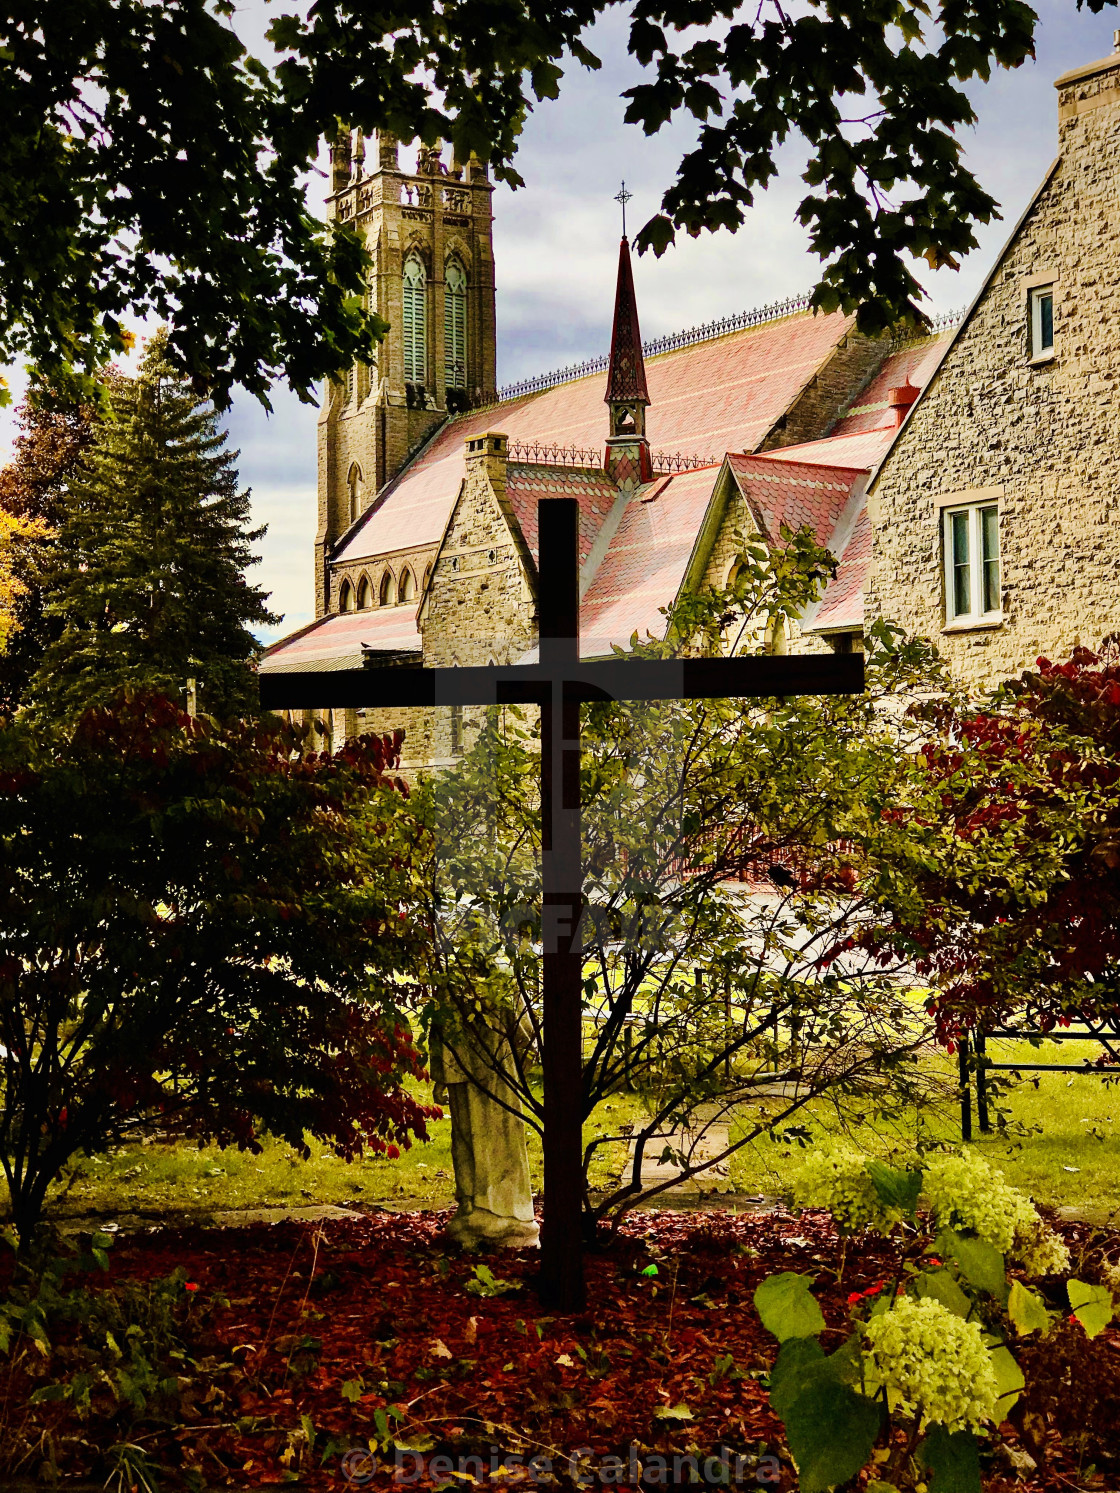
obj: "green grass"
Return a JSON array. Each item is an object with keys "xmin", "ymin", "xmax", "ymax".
[
  {"xmin": 726, "ymin": 1038, "xmax": 1120, "ymax": 1224},
  {"xmin": 16, "ymin": 1041, "xmax": 1120, "ymax": 1229}
]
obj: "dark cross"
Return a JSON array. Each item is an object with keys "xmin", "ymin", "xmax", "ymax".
[
  {"xmin": 259, "ymin": 499, "xmax": 863, "ymax": 1311},
  {"xmin": 615, "ymin": 181, "xmax": 632, "ymax": 238}
]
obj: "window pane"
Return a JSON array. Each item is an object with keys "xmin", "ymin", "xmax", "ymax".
[
  {"xmin": 1039, "ymin": 292, "xmax": 1053, "ymax": 351},
  {"xmin": 981, "ymin": 505, "xmax": 1000, "ymax": 614},
  {"xmin": 950, "ymin": 510, "xmax": 970, "ymax": 618},
  {"xmin": 445, "ymin": 261, "xmax": 467, "ymax": 390}
]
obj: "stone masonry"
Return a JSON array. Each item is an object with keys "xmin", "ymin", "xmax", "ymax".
[{"xmin": 865, "ymin": 44, "xmax": 1120, "ymax": 689}]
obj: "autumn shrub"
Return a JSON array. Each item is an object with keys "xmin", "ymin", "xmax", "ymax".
[{"xmin": 0, "ymin": 691, "xmax": 437, "ymax": 1243}]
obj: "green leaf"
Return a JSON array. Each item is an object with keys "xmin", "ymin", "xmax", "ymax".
[
  {"xmin": 768, "ymin": 1336, "xmax": 828, "ymax": 1420},
  {"xmin": 1007, "ymin": 1279, "xmax": 1052, "ymax": 1337},
  {"xmin": 937, "ymin": 1230, "xmax": 1007, "ymax": 1300},
  {"xmin": 911, "ymin": 1268, "xmax": 972, "ymax": 1319},
  {"xmin": 754, "ymin": 1272, "xmax": 826, "ymax": 1342},
  {"xmin": 1068, "ymin": 1279, "xmax": 1115, "ymax": 1339},
  {"xmin": 987, "ymin": 1345, "xmax": 1025, "ymax": 1419},
  {"xmin": 782, "ymin": 1376, "xmax": 882, "ymax": 1493},
  {"xmin": 920, "ymin": 1424, "xmax": 981, "ymax": 1493},
  {"xmin": 653, "ymin": 1403, "xmax": 693, "ymax": 1421},
  {"xmin": 340, "ymin": 1377, "xmax": 364, "ymax": 1403},
  {"xmin": 865, "ymin": 1160, "xmax": 923, "ymax": 1218}
]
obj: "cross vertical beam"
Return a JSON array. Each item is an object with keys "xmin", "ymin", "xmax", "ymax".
[{"xmin": 537, "ymin": 499, "xmax": 585, "ymax": 1310}]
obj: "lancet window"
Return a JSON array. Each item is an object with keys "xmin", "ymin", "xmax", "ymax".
[
  {"xmin": 444, "ymin": 260, "xmax": 468, "ymax": 390},
  {"xmin": 402, "ymin": 253, "xmax": 428, "ymax": 386}
]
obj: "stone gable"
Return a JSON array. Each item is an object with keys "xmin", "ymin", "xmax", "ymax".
[{"xmin": 865, "ymin": 47, "xmax": 1120, "ymax": 688}]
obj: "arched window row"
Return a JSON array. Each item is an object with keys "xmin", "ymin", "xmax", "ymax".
[{"xmin": 337, "ymin": 564, "xmax": 422, "ymax": 614}]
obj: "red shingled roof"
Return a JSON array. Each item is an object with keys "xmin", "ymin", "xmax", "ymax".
[
  {"xmin": 813, "ymin": 506, "xmax": 872, "ymax": 631},
  {"xmin": 580, "ymin": 465, "xmax": 722, "ymax": 655},
  {"xmin": 260, "ymin": 605, "xmax": 421, "ymax": 672},
  {"xmin": 727, "ymin": 454, "xmax": 864, "ymax": 546},
  {"xmin": 333, "ymin": 307, "xmax": 855, "ymax": 568},
  {"xmin": 506, "ymin": 464, "xmax": 619, "ymax": 568}
]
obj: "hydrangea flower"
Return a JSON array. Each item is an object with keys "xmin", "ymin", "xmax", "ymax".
[
  {"xmin": 863, "ymin": 1296, "xmax": 999, "ymax": 1433},
  {"xmin": 923, "ymin": 1151, "xmax": 1069, "ymax": 1274},
  {"xmin": 793, "ymin": 1145, "xmax": 904, "ymax": 1235}
]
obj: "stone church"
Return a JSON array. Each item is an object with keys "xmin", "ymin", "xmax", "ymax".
[{"xmin": 263, "ymin": 40, "xmax": 1120, "ymax": 729}]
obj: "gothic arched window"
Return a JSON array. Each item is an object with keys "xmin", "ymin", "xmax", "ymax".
[
  {"xmin": 347, "ymin": 464, "xmax": 363, "ymax": 525},
  {"xmin": 402, "ymin": 253, "xmax": 427, "ymax": 387},
  {"xmin": 356, "ymin": 574, "xmax": 371, "ymax": 610},
  {"xmin": 379, "ymin": 569, "xmax": 396, "ymax": 606},
  {"xmin": 338, "ymin": 579, "xmax": 353, "ymax": 613},
  {"xmin": 399, "ymin": 567, "xmax": 416, "ymax": 602},
  {"xmin": 444, "ymin": 259, "xmax": 467, "ymax": 390}
]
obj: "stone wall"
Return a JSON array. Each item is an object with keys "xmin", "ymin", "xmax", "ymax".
[
  {"xmin": 761, "ymin": 329, "xmax": 891, "ymax": 451},
  {"xmin": 865, "ymin": 50, "xmax": 1120, "ymax": 691}
]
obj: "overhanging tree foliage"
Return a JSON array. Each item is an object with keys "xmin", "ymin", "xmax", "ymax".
[
  {"xmin": 7, "ymin": 0, "xmax": 1116, "ymax": 399},
  {"xmin": 30, "ymin": 335, "xmax": 276, "ymax": 722},
  {"xmin": 0, "ymin": 692, "xmax": 436, "ymax": 1244}
]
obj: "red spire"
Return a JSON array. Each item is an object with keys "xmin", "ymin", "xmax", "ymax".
[{"xmin": 605, "ymin": 237, "xmax": 649, "ymax": 407}]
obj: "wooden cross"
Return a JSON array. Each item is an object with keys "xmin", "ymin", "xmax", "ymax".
[{"xmin": 259, "ymin": 499, "xmax": 863, "ymax": 1310}]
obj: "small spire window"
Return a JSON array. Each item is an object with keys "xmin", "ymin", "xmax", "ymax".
[
  {"xmin": 444, "ymin": 260, "xmax": 467, "ymax": 390},
  {"xmin": 379, "ymin": 569, "xmax": 396, "ymax": 606},
  {"xmin": 338, "ymin": 579, "xmax": 353, "ymax": 613},
  {"xmin": 399, "ymin": 568, "xmax": 416, "ymax": 602},
  {"xmin": 356, "ymin": 574, "xmax": 371, "ymax": 609},
  {"xmin": 402, "ymin": 253, "xmax": 428, "ymax": 387}
]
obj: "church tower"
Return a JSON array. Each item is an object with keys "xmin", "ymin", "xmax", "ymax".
[{"xmin": 315, "ymin": 131, "xmax": 498, "ymax": 615}]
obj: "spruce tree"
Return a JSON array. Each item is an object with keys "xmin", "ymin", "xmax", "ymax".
[{"xmin": 33, "ymin": 334, "xmax": 278, "ymax": 720}]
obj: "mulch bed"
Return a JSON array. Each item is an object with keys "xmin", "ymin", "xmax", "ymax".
[{"xmin": 4, "ymin": 1208, "xmax": 1119, "ymax": 1490}]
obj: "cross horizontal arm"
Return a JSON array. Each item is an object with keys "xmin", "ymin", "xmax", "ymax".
[{"xmin": 258, "ymin": 653, "xmax": 863, "ymax": 712}]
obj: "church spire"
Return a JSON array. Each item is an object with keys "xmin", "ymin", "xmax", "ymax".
[{"xmin": 604, "ymin": 191, "xmax": 652, "ymax": 484}]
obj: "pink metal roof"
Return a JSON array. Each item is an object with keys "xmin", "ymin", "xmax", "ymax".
[
  {"xmin": 260, "ymin": 605, "xmax": 421, "ymax": 672},
  {"xmin": 333, "ymin": 307, "xmax": 854, "ymax": 567}
]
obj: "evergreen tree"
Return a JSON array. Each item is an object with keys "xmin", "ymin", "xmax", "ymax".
[
  {"xmin": 32, "ymin": 335, "xmax": 278, "ymax": 720},
  {"xmin": 0, "ymin": 383, "xmax": 101, "ymax": 715}
]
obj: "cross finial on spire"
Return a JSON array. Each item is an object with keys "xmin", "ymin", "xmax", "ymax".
[{"xmin": 615, "ymin": 181, "xmax": 632, "ymax": 239}]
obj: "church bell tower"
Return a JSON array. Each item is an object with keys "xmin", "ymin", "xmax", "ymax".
[{"xmin": 315, "ymin": 131, "xmax": 498, "ymax": 615}]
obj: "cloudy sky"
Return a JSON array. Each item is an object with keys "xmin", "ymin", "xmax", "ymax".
[{"xmin": 10, "ymin": 2, "xmax": 1120, "ymax": 638}]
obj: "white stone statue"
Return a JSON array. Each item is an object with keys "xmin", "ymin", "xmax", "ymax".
[{"xmin": 430, "ymin": 1019, "xmax": 539, "ymax": 1249}]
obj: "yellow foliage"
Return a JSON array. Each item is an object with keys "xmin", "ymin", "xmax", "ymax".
[{"xmin": 0, "ymin": 508, "xmax": 51, "ymax": 651}]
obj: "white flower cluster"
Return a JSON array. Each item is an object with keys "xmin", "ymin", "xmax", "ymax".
[
  {"xmin": 922, "ymin": 1151, "xmax": 1069, "ymax": 1275},
  {"xmin": 863, "ymin": 1296, "xmax": 999, "ymax": 1433},
  {"xmin": 793, "ymin": 1145, "xmax": 904, "ymax": 1235},
  {"xmin": 1013, "ymin": 1213, "xmax": 1071, "ymax": 1277}
]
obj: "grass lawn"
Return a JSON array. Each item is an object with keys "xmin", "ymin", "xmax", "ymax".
[{"xmin": 17, "ymin": 1039, "xmax": 1120, "ymax": 1229}]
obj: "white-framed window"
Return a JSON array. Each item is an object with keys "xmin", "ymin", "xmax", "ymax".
[
  {"xmin": 402, "ymin": 253, "xmax": 428, "ymax": 386},
  {"xmin": 444, "ymin": 259, "xmax": 467, "ymax": 390},
  {"xmin": 944, "ymin": 502, "xmax": 1001, "ymax": 624},
  {"xmin": 1030, "ymin": 285, "xmax": 1055, "ymax": 360}
]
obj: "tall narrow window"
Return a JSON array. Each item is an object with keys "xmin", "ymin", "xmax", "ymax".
[
  {"xmin": 1030, "ymin": 285, "xmax": 1055, "ymax": 359},
  {"xmin": 379, "ymin": 569, "xmax": 396, "ymax": 607},
  {"xmin": 347, "ymin": 464, "xmax": 363, "ymax": 524},
  {"xmin": 450, "ymin": 705, "xmax": 463, "ymax": 756},
  {"xmin": 338, "ymin": 579, "xmax": 353, "ymax": 614},
  {"xmin": 444, "ymin": 260, "xmax": 467, "ymax": 390},
  {"xmin": 402, "ymin": 253, "xmax": 427, "ymax": 387},
  {"xmin": 356, "ymin": 575, "xmax": 371, "ymax": 610},
  {"xmin": 399, "ymin": 568, "xmax": 416, "ymax": 602},
  {"xmin": 944, "ymin": 503, "xmax": 1001, "ymax": 624}
]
